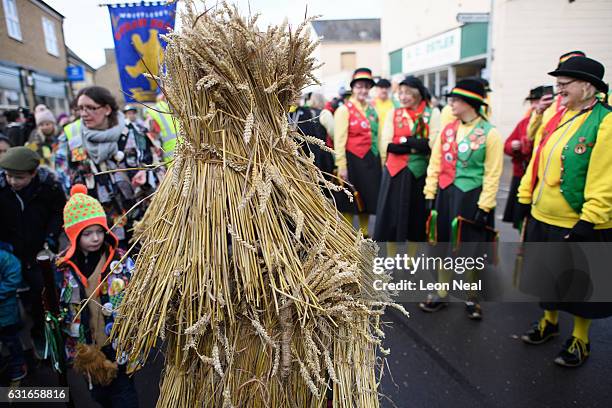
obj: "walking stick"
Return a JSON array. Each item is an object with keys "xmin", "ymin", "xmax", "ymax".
[{"xmin": 37, "ymin": 244, "xmax": 75, "ymax": 408}]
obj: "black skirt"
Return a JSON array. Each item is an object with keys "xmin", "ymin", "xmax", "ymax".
[
  {"xmin": 333, "ymin": 150, "xmax": 381, "ymax": 214},
  {"xmin": 373, "ymin": 166, "xmax": 427, "ymax": 242},
  {"xmin": 520, "ymin": 218, "xmax": 612, "ymax": 319},
  {"xmin": 502, "ymin": 175, "xmax": 522, "ymax": 229},
  {"xmin": 434, "ymin": 185, "xmax": 494, "ymax": 243}
]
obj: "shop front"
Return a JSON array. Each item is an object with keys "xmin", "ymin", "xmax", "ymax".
[{"xmin": 389, "ymin": 22, "xmax": 488, "ymax": 99}]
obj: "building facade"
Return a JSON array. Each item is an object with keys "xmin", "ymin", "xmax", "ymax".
[
  {"xmin": 67, "ymin": 47, "xmax": 96, "ymax": 98},
  {"xmin": 382, "ymin": 0, "xmax": 612, "ymax": 137},
  {"xmin": 93, "ymin": 48, "xmax": 124, "ymax": 108},
  {"xmin": 382, "ymin": 0, "xmax": 490, "ymax": 99},
  {"xmin": 0, "ymin": 0, "xmax": 69, "ymax": 114},
  {"xmin": 489, "ymin": 0, "xmax": 612, "ymax": 137},
  {"xmin": 310, "ymin": 18, "xmax": 381, "ymax": 98}
]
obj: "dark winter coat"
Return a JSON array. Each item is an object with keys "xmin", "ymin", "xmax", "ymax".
[{"xmin": 0, "ymin": 167, "xmax": 66, "ymax": 269}]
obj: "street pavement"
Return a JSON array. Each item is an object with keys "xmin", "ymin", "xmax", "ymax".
[
  {"xmin": 2, "ymin": 158, "xmax": 611, "ymax": 407},
  {"xmin": 380, "ymin": 158, "xmax": 612, "ymax": 408}
]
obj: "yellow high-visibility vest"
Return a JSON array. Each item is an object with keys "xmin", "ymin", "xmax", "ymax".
[{"xmin": 147, "ymin": 101, "xmax": 178, "ymax": 162}]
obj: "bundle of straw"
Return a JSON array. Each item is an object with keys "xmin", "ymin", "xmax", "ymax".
[{"xmin": 112, "ymin": 2, "xmax": 405, "ymax": 406}]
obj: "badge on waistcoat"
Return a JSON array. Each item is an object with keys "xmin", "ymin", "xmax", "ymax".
[
  {"xmin": 361, "ymin": 121, "xmax": 368, "ymax": 129},
  {"xmin": 400, "ymin": 136, "xmax": 408, "ymax": 143},
  {"xmin": 442, "ymin": 142, "xmax": 450, "ymax": 152},
  {"xmin": 458, "ymin": 143, "xmax": 469, "ymax": 153},
  {"xmin": 444, "ymin": 152, "xmax": 454, "ymax": 162},
  {"xmin": 574, "ymin": 144, "xmax": 587, "ymax": 155}
]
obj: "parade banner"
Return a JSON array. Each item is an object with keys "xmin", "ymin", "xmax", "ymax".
[{"xmin": 107, "ymin": 2, "xmax": 177, "ymax": 103}]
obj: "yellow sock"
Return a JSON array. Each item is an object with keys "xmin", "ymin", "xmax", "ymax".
[
  {"xmin": 407, "ymin": 241, "xmax": 418, "ymax": 258},
  {"xmin": 572, "ymin": 316, "xmax": 592, "ymax": 344},
  {"xmin": 342, "ymin": 212, "xmax": 353, "ymax": 227},
  {"xmin": 437, "ymin": 268, "xmax": 452, "ymax": 298},
  {"xmin": 544, "ymin": 310, "xmax": 559, "ymax": 325},
  {"xmin": 386, "ymin": 242, "xmax": 397, "ymax": 258},
  {"xmin": 358, "ymin": 213, "xmax": 369, "ymax": 236}
]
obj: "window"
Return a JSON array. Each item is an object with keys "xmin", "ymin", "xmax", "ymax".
[
  {"xmin": 3, "ymin": 0, "xmax": 22, "ymax": 41},
  {"xmin": 340, "ymin": 52, "xmax": 356, "ymax": 71},
  {"xmin": 42, "ymin": 17, "xmax": 59, "ymax": 57}
]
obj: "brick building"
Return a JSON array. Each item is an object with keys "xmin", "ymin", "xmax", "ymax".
[
  {"xmin": 94, "ymin": 48, "xmax": 124, "ymax": 108},
  {"xmin": 0, "ymin": 0, "xmax": 70, "ymax": 114}
]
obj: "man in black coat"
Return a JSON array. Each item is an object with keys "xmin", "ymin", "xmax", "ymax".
[{"xmin": 0, "ymin": 147, "xmax": 66, "ymax": 354}]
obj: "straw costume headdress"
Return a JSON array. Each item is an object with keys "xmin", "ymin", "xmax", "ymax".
[{"xmin": 112, "ymin": 2, "xmax": 404, "ymax": 406}]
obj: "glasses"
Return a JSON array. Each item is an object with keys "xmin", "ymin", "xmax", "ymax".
[
  {"xmin": 555, "ymin": 79, "xmax": 578, "ymax": 89},
  {"xmin": 76, "ymin": 105, "xmax": 104, "ymax": 114}
]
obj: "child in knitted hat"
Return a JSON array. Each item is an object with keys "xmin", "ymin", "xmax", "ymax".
[
  {"xmin": 56, "ymin": 184, "xmax": 138, "ymax": 407},
  {"xmin": 27, "ymin": 108, "xmax": 59, "ymax": 168}
]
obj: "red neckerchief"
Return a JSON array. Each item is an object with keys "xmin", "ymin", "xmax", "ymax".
[{"xmin": 405, "ymin": 100, "xmax": 429, "ymax": 138}]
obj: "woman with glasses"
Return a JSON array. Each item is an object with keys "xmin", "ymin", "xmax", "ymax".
[
  {"xmin": 63, "ymin": 86, "xmax": 158, "ymax": 244},
  {"xmin": 517, "ymin": 56, "xmax": 612, "ymax": 367},
  {"xmin": 333, "ymin": 68, "xmax": 381, "ymax": 236}
]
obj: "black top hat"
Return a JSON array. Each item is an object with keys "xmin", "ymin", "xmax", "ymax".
[
  {"xmin": 376, "ymin": 78, "xmax": 391, "ymax": 88},
  {"xmin": 350, "ymin": 68, "xmax": 375, "ymax": 88},
  {"xmin": 548, "ymin": 56, "xmax": 608, "ymax": 94},
  {"xmin": 446, "ymin": 79, "xmax": 488, "ymax": 111},
  {"xmin": 399, "ymin": 75, "xmax": 431, "ymax": 102}
]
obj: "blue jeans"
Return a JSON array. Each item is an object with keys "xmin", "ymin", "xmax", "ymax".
[{"xmin": 0, "ymin": 324, "xmax": 26, "ymax": 377}]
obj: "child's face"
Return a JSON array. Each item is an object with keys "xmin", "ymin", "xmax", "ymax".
[
  {"xmin": 6, "ymin": 170, "xmax": 36, "ymax": 191},
  {"xmin": 79, "ymin": 225, "xmax": 105, "ymax": 253},
  {"xmin": 38, "ymin": 121, "xmax": 55, "ymax": 137}
]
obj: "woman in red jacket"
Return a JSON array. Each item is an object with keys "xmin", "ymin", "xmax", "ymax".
[{"xmin": 502, "ymin": 86, "xmax": 543, "ymax": 229}]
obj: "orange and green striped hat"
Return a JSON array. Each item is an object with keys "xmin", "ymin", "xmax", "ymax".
[
  {"xmin": 350, "ymin": 67, "xmax": 375, "ymax": 88},
  {"xmin": 62, "ymin": 184, "xmax": 116, "ymax": 260},
  {"xmin": 446, "ymin": 79, "xmax": 488, "ymax": 107}
]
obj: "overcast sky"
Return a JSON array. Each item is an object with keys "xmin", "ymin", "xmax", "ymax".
[{"xmin": 45, "ymin": 0, "xmax": 381, "ymax": 69}]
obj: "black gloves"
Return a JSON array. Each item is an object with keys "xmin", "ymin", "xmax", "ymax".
[
  {"xmin": 473, "ymin": 208, "xmax": 490, "ymax": 227},
  {"xmin": 45, "ymin": 235, "xmax": 58, "ymax": 253},
  {"xmin": 387, "ymin": 138, "xmax": 431, "ymax": 155},
  {"xmin": 386, "ymin": 143, "xmax": 411, "ymax": 154},
  {"xmin": 404, "ymin": 137, "xmax": 431, "ymax": 154},
  {"xmin": 425, "ymin": 199, "xmax": 435, "ymax": 212},
  {"xmin": 515, "ymin": 203, "xmax": 531, "ymax": 222},
  {"xmin": 564, "ymin": 220, "xmax": 595, "ymax": 242}
]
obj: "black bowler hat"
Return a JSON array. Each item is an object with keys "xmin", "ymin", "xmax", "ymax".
[
  {"xmin": 557, "ymin": 50, "xmax": 586, "ymax": 68},
  {"xmin": 376, "ymin": 78, "xmax": 391, "ymax": 88},
  {"xmin": 477, "ymin": 77, "xmax": 492, "ymax": 93},
  {"xmin": 350, "ymin": 67, "xmax": 375, "ymax": 88},
  {"xmin": 446, "ymin": 79, "xmax": 487, "ymax": 111},
  {"xmin": 548, "ymin": 56, "xmax": 608, "ymax": 94},
  {"xmin": 526, "ymin": 86, "xmax": 545, "ymax": 101},
  {"xmin": 399, "ymin": 75, "xmax": 431, "ymax": 102}
]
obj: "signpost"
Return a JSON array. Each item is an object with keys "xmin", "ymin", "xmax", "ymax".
[
  {"xmin": 456, "ymin": 13, "xmax": 490, "ymax": 23},
  {"xmin": 66, "ymin": 65, "xmax": 84, "ymax": 82}
]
